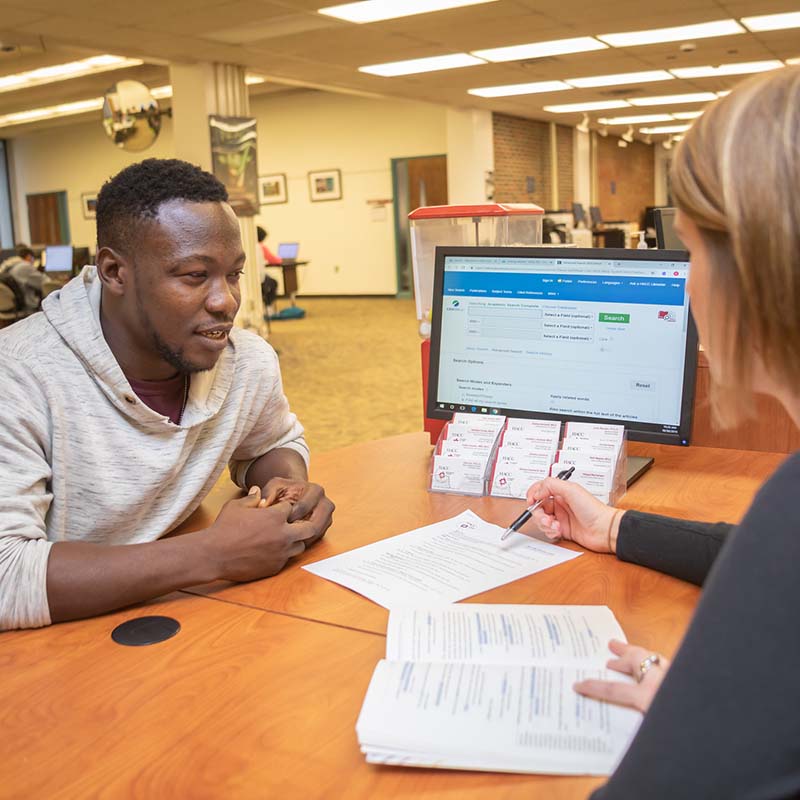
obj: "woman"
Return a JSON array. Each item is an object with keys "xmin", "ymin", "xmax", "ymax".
[{"xmin": 526, "ymin": 66, "xmax": 800, "ymax": 798}]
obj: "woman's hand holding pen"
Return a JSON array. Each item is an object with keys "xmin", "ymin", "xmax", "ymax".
[
  {"xmin": 523, "ymin": 481, "xmax": 670, "ymax": 714},
  {"xmin": 523, "ymin": 477, "xmax": 626, "ymax": 554}
]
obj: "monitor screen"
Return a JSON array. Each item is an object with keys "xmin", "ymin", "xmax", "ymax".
[
  {"xmin": 278, "ymin": 242, "xmax": 299, "ymax": 260},
  {"xmin": 44, "ymin": 245, "xmax": 73, "ymax": 272},
  {"xmin": 571, "ymin": 202, "xmax": 586, "ymax": 226},
  {"xmin": 589, "ymin": 206, "xmax": 603, "ymax": 227},
  {"xmin": 654, "ymin": 208, "xmax": 686, "ymax": 250},
  {"xmin": 427, "ymin": 246, "xmax": 699, "ymax": 446}
]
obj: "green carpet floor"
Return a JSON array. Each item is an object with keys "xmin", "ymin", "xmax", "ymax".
[{"xmin": 265, "ymin": 297, "xmax": 425, "ymax": 454}]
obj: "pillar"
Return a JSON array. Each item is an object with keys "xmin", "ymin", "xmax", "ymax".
[
  {"xmin": 169, "ymin": 62, "xmax": 264, "ymax": 334},
  {"xmin": 445, "ymin": 108, "xmax": 494, "ymax": 204}
]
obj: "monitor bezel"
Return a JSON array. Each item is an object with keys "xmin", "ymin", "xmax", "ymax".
[
  {"xmin": 426, "ymin": 245, "xmax": 699, "ymax": 447},
  {"xmin": 277, "ymin": 242, "xmax": 299, "ymax": 260},
  {"xmin": 43, "ymin": 244, "xmax": 74, "ymax": 273},
  {"xmin": 654, "ymin": 208, "xmax": 686, "ymax": 251}
]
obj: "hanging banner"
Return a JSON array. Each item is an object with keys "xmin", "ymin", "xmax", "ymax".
[{"xmin": 209, "ymin": 114, "xmax": 259, "ymax": 216}]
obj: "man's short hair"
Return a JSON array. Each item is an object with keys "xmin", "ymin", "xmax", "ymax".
[
  {"xmin": 96, "ymin": 159, "xmax": 228, "ymax": 255},
  {"xmin": 15, "ymin": 245, "xmax": 34, "ymax": 260},
  {"xmin": 257, "ymin": 226, "xmax": 267, "ymax": 243}
]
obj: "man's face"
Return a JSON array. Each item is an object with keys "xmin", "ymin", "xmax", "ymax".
[{"xmin": 126, "ymin": 200, "xmax": 245, "ymax": 374}]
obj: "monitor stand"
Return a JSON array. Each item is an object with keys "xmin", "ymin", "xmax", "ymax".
[{"xmin": 626, "ymin": 455, "xmax": 654, "ymax": 487}]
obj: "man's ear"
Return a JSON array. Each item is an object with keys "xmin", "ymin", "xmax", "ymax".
[{"xmin": 95, "ymin": 247, "xmax": 132, "ymax": 297}]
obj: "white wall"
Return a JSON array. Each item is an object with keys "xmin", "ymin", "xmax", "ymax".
[
  {"xmin": 252, "ymin": 90, "xmax": 447, "ymax": 295},
  {"xmin": 7, "ymin": 89, "xmax": 448, "ymax": 294},
  {"xmin": 572, "ymin": 128, "xmax": 591, "ymax": 210},
  {"xmin": 9, "ymin": 117, "xmax": 175, "ymax": 248}
]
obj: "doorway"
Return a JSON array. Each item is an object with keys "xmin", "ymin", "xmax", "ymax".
[
  {"xmin": 27, "ymin": 190, "xmax": 70, "ymax": 245},
  {"xmin": 392, "ymin": 154, "xmax": 447, "ymax": 298}
]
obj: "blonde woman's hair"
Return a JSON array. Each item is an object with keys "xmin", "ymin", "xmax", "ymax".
[{"xmin": 671, "ymin": 66, "xmax": 800, "ymax": 427}]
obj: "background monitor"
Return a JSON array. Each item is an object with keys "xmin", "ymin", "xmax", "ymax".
[
  {"xmin": 589, "ymin": 206, "xmax": 603, "ymax": 227},
  {"xmin": 427, "ymin": 246, "xmax": 699, "ymax": 446},
  {"xmin": 278, "ymin": 242, "xmax": 299, "ymax": 260},
  {"xmin": 44, "ymin": 245, "xmax": 73, "ymax": 272},
  {"xmin": 654, "ymin": 208, "xmax": 686, "ymax": 250},
  {"xmin": 72, "ymin": 246, "xmax": 92, "ymax": 275},
  {"xmin": 571, "ymin": 202, "xmax": 586, "ymax": 226}
]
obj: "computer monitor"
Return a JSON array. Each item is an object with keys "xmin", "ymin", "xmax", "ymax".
[
  {"xmin": 44, "ymin": 245, "xmax": 73, "ymax": 273},
  {"xmin": 654, "ymin": 208, "xmax": 686, "ymax": 250},
  {"xmin": 427, "ymin": 246, "xmax": 699, "ymax": 446},
  {"xmin": 589, "ymin": 206, "xmax": 603, "ymax": 227},
  {"xmin": 572, "ymin": 202, "xmax": 586, "ymax": 226},
  {"xmin": 278, "ymin": 242, "xmax": 299, "ymax": 261}
]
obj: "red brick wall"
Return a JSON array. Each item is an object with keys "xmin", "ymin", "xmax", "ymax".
[
  {"xmin": 492, "ymin": 114, "xmax": 574, "ymax": 209},
  {"xmin": 596, "ymin": 136, "xmax": 654, "ymax": 225}
]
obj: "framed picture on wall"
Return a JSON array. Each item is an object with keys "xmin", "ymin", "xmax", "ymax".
[
  {"xmin": 308, "ymin": 169, "xmax": 342, "ymax": 202},
  {"xmin": 81, "ymin": 193, "xmax": 98, "ymax": 220},
  {"xmin": 258, "ymin": 173, "xmax": 288, "ymax": 205}
]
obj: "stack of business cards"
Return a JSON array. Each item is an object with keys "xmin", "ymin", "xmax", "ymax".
[
  {"xmin": 550, "ymin": 422, "xmax": 625, "ymax": 504},
  {"xmin": 430, "ymin": 413, "xmax": 506, "ymax": 495},
  {"xmin": 489, "ymin": 419, "xmax": 561, "ymax": 499}
]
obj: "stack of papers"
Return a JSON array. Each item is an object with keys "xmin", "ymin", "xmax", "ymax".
[
  {"xmin": 303, "ymin": 510, "xmax": 581, "ymax": 608},
  {"xmin": 431, "ymin": 413, "xmax": 506, "ymax": 495},
  {"xmin": 552, "ymin": 422, "xmax": 626, "ymax": 504},
  {"xmin": 356, "ymin": 605, "xmax": 641, "ymax": 775},
  {"xmin": 490, "ymin": 418, "xmax": 561, "ymax": 499}
]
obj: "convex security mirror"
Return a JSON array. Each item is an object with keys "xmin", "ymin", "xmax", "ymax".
[{"xmin": 102, "ymin": 80, "xmax": 165, "ymax": 152}]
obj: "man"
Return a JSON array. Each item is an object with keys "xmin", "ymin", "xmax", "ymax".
[
  {"xmin": 256, "ymin": 225, "xmax": 280, "ymax": 318},
  {"xmin": 0, "ymin": 158, "xmax": 334, "ymax": 630},
  {"xmin": 0, "ymin": 244, "xmax": 43, "ymax": 314}
]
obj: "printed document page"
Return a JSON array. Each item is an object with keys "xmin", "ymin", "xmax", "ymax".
[
  {"xmin": 356, "ymin": 659, "xmax": 641, "ymax": 775},
  {"xmin": 303, "ymin": 510, "xmax": 581, "ymax": 608},
  {"xmin": 386, "ymin": 605, "xmax": 625, "ymax": 667}
]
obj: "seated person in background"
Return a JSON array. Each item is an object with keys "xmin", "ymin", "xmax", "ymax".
[
  {"xmin": 524, "ymin": 66, "xmax": 800, "ymax": 798},
  {"xmin": 0, "ymin": 244, "xmax": 43, "ymax": 314},
  {"xmin": 0, "ymin": 158, "xmax": 333, "ymax": 631},
  {"xmin": 256, "ymin": 225, "xmax": 280, "ymax": 317}
]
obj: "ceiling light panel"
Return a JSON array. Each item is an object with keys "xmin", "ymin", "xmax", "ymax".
[
  {"xmin": 468, "ymin": 80, "xmax": 571, "ymax": 98},
  {"xmin": 360, "ymin": 53, "xmax": 485, "ymax": 76},
  {"xmin": 598, "ymin": 19, "xmax": 745, "ymax": 48},
  {"xmin": 672, "ymin": 110, "xmax": 704, "ymax": 120},
  {"xmin": 741, "ymin": 12, "xmax": 800, "ymax": 32},
  {"xmin": 628, "ymin": 92, "xmax": 718, "ymax": 106},
  {"xmin": 318, "ymin": 0, "xmax": 498, "ymax": 24},
  {"xmin": 598, "ymin": 114, "xmax": 674, "ymax": 124},
  {"xmin": 567, "ymin": 70, "xmax": 673, "ymax": 88},
  {"xmin": 0, "ymin": 97, "xmax": 103, "ymax": 127},
  {"xmin": 640, "ymin": 124, "xmax": 691, "ymax": 134},
  {"xmin": 0, "ymin": 55, "xmax": 142, "ymax": 94},
  {"xmin": 670, "ymin": 60, "xmax": 784, "ymax": 78},
  {"xmin": 543, "ymin": 100, "xmax": 630, "ymax": 113},
  {"xmin": 786, "ymin": 57, "xmax": 800, "ymax": 65},
  {"xmin": 472, "ymin": 36, "xmax": 606, "ymax": 63}
]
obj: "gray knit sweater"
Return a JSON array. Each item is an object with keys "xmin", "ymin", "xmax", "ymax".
[{"xmin": 0, "ymin": 267, "xmax": 308, "ymax": 630}]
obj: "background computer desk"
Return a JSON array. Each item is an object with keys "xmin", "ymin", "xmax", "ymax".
[{"xmin": 1, "ymin": 433, "xmax": 786, "ymax": 799}]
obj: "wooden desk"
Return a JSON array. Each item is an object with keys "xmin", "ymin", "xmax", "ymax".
[
  {"xmin": 1, "ymin": 434, "xmax": 786, "ymax": 798},
  {"xmin": 0, "ymin": 593, "xmax": 618, "ymax": 799},
  {"xmin": 185, "ymin": 433, "xmax": 786, "ymax": 641}
]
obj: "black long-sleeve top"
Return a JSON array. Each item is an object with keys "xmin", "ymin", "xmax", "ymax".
[{"xmin": 591, "ymin": 452, "xmax": 800, "ymax": 799}]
